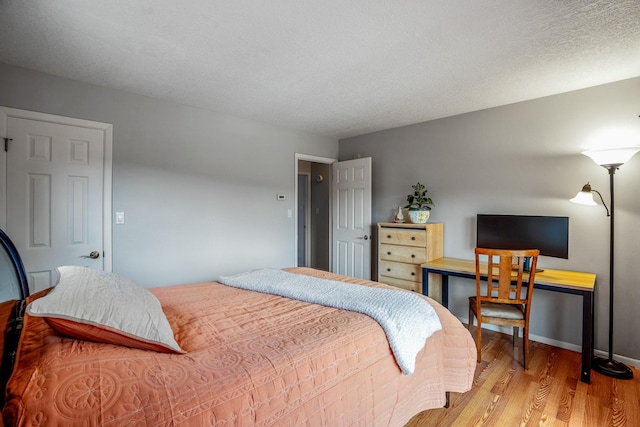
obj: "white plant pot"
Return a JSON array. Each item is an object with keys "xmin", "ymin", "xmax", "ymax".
[{"xmin": 408, "ymin": 210, "xmax": 430, "ymax": 224}]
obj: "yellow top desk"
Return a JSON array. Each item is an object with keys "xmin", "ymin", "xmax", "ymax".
[{"xmin": 421, "ymin": 257, "xmax": 596, "ymax": 384}]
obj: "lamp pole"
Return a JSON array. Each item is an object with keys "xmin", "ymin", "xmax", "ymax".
[{"xmin": 592, "ymin": 163, "xmax": 633, "ymax": 379}]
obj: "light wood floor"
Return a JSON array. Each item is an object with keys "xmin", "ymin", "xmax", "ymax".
[{"xmin": 407, "ymin": 328, "xmax": 640, "ymax": 427}]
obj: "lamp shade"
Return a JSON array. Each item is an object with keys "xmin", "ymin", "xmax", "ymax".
[
  {"xmin": 582, "ymin": 147, "xmax": 640, "ymax": 166},
  {"xmin": 570, "ymin": 183, "xmax": 597, "ymax": 205},
  {"xmin": 570, "ymin": 190, "xmax": 597, "ymax": 205}
]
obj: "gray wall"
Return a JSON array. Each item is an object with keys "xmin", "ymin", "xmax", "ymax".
[
  {"xmin": 339, "ymin": 77, "xmax": 640, "ymax": 362},
  {"xmin": 0, "ymin": 62, "xmax": 338, "ymax": 286}
]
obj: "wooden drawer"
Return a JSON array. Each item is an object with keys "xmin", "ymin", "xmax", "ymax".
[
  {"xmin": 379, "ymin": 243, "xmax": 427, "ymax": 264},
  {"xmin": 379, "ymin": 228, "xmax": 426, "ymax": 247},
  {"xmin": 379, "ymin": 275, "xmax": 421, "ymax": 293},
  {"xmin": 379, "ymin": 260, "xmax": 421, "ymax": 282}
]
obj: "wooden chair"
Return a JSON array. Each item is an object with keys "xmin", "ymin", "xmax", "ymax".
[{"xmin": 468, "ymin": 247, "xmax": 539, "ymax": 369}]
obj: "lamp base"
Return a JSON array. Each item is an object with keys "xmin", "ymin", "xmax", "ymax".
[{"xmin": 593, "ymin": 356, "xmax": 634, "ymax": 380}]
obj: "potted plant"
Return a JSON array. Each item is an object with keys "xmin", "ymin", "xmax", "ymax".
[{"xmin": 405, "ymin": 182, "xmax": 434, "ymax": 223}]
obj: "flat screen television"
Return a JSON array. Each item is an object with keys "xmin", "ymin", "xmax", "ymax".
[{"xmin": 476, "ymin": 214, "xmax": 569, "ymax": 259}]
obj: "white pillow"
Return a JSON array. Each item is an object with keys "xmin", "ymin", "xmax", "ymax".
[{"xmin": 27, "ymin": 266, "xmax": 184, "ymax": 353}]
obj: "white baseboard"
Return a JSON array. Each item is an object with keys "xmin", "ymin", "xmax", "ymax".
[{"xmin": 461, "ymin": 316, "xmax": 640, "ymax": 369}]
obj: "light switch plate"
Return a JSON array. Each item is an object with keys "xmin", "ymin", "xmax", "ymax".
[{"xmin": 115, "ymin": 211, "xmax": 125, "ymax": 224}]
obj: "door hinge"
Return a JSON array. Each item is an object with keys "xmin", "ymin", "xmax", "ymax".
[{"xmin": 3, "ymin": 137, "xmax": 12, "ymax": 152}]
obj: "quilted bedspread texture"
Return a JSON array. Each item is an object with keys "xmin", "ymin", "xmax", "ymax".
[{"xmin": 3, "ymin": 268, "xmax": 475, "ymax": 426}]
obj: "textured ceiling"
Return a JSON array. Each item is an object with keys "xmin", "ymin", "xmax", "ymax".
[{"xmin": 1, "ymin": 1, "xmax": 639, "ymax": 139}]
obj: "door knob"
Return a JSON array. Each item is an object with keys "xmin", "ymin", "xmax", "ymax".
[
  {"xmin": 357, "ymin": 235, "xmax": 371, "ymax": 240},
  {"xmin": 87, "ymin": 251, "xmax": 100, "ymax": 259}
]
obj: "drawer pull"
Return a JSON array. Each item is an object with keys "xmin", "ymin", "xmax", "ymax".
[
  {"xmin": 387, "ymin": 251, "xmax": 392, "ymax": 255},
  {"xmin": 411, "ymin": 254, "xmax": 415, "ymax": 258},
  {"xmin": 387, "ymin": 235, "xmax": 391, "ymax": 239},
  {"xmin": 411, "ymin": 236, "xmax": 416, "ymax": 240},
  {"xmin": 411, "ymin": 272, "xmax": 415, "ymax": 276},
  {"xmin": 387, "ymin": 268, "xmax": 391, "ymax": 272}
]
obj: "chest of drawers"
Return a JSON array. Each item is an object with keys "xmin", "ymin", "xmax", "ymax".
[{"xmin": 377, "ymin": 222, "xmax": 443, "ymax": 298}]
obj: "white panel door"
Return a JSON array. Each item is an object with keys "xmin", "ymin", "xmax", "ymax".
[
  {"xmin": 4, "ymin": 114, "xmax": 109, "ymax": 293},
  {"xmin": 332, "ymin": 157, "xmax": 372, "ymax": 279}
]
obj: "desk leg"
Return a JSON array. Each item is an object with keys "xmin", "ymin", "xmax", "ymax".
[
  {"xmin": 421, "ymin": 268, "xmax": 429, "ymax": 297},
  {"xmin": 581, "ymin": 291, "xmax": 593, "ymax": 383},
  {"xmin": 442, "ymin": 276, "xmax": 449, "ymax": 308},
  {"xmin": 421, "ymin": 269, "xmax": 450, "ymax": 308}
]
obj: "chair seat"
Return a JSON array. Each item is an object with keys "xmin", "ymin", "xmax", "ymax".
[{"xmin": 469, "ymin": 296, "xmax": 525, "ymax": 320}]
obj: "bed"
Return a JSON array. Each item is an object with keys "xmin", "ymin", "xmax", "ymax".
[{"xmin": 0, "ymin": 230, "xmax": 476, "ymax": 426}]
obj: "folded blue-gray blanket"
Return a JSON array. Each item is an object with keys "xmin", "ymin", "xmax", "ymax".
[{"xmin": 219, "ymin": 269, "xmax": 442, "ymax": 375}]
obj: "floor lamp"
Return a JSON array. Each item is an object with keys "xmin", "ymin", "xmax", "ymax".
[{"xmin": 570, "ymin": 146, "xmax": 639, "ymax": 380}]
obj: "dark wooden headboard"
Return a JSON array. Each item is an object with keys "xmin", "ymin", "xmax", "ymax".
[
  {"xmin": 0, "ymin": 228, "xmax": 29, "ymax": 302},
  {"xmin": 0, "ymin": 228, "xmax": 29, "ymax": 406}
]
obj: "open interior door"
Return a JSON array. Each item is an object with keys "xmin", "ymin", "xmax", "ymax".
[{"xmin": 331, "ymin": 157, "xmax": 372, "ymax": 279}]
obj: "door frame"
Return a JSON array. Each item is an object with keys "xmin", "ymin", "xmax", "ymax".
[
  {"xmin": 0, "ymin": 107, "xmax": 113, "ymax": 271},
  {"xmin": 294, "ymin": 153, "xmax": 336, "ymax": 270}
]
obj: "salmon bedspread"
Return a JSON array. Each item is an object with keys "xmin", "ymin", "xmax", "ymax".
[{"xmin": 3, "ymin": 268, "xmax": 476, "ymax": 426}]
